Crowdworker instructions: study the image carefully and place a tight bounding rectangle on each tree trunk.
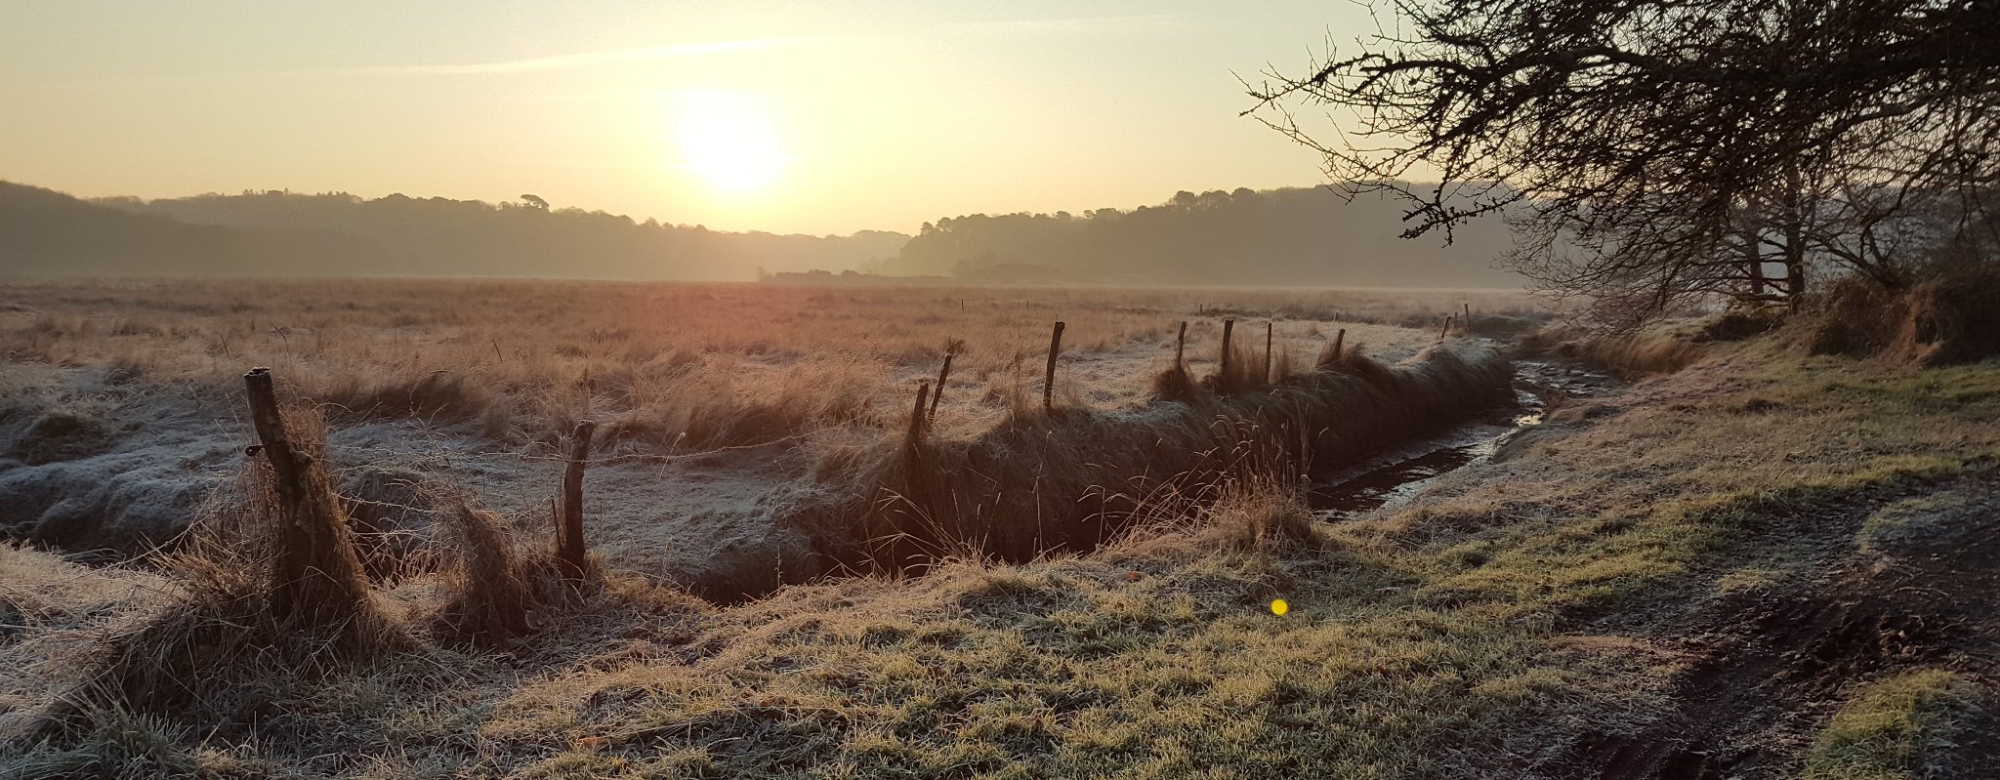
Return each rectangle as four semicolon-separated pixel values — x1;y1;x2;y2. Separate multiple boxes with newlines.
1781;164;1809;305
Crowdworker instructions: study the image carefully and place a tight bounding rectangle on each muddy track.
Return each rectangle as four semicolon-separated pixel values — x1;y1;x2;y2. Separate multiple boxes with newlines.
1555;481;2000;780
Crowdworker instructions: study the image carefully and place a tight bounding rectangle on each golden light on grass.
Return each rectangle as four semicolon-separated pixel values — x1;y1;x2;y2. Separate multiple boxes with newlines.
672;89;789;194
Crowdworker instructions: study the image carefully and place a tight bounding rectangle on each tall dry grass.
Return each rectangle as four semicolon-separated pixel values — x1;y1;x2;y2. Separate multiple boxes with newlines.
0;279;1540;457
831;344;1514;573
1791;264;2000;366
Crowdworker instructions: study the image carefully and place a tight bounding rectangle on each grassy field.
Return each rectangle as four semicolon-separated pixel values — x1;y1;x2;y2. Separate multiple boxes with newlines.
0;280;1538;449
0;280;1538;594
2;281;1995;779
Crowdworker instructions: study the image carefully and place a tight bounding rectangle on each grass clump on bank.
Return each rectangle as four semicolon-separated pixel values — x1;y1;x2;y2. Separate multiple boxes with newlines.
1801;669;1978;780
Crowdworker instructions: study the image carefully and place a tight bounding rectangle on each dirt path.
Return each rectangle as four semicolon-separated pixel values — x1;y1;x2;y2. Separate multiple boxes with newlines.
1553;461;2000;778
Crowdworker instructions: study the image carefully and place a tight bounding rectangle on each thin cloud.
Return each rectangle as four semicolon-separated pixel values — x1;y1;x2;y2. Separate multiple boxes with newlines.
322;39;794;77
942;14;1189;35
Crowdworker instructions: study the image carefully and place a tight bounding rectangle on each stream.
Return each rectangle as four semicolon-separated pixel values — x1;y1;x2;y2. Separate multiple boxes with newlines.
1307;360;1621;518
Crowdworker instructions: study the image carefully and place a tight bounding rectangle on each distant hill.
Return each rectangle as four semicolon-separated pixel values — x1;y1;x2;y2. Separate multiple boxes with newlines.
3;180;1523;287
90;189;907;281
0;180;388;276
885;186;1523;288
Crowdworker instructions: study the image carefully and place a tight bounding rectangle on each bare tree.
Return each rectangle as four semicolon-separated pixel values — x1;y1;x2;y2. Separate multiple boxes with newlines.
1250;0;2000;327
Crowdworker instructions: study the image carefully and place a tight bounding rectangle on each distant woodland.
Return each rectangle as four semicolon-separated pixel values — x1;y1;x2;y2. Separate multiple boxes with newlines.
885;186;1518;287
2;181;1522;287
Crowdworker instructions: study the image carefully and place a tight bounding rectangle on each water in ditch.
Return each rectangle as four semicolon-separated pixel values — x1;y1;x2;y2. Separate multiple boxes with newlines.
1307;360;1619;518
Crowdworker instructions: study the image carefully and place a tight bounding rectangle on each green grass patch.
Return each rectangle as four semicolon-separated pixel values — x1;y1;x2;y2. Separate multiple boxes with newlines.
1802;669;1978;780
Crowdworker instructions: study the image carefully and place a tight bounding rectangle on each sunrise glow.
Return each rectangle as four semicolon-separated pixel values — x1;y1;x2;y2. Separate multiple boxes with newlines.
672;90;789;194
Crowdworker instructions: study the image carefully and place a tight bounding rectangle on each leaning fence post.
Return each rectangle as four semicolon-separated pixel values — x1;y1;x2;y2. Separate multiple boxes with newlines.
1264;321;1274;383
1332;328;1346;362
1043;321;1065;412
1219;318;1236;387
908;381;931;446
1175;321;1188;370
243;367;369;622
559;420;595;581
1437;315;1454;343
929;353;953;422
244;368;304;507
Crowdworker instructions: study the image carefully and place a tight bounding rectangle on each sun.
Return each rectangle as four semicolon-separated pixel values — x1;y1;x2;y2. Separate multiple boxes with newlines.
672;90;788;193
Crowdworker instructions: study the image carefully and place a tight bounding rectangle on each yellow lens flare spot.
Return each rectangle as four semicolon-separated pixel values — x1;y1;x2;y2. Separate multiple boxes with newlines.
1270;599;1290;616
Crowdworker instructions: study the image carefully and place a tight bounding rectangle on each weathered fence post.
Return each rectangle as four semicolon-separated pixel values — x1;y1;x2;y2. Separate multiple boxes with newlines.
1462;303;1472;332
907;381;931;446
1175;321;1188;370
242;367;369;622
244;368;304;509
559;420;595;581
1043;321;1065;412
1219;318;1236;386
1332;328;1346;362
1264;321;1274;383
929;353;953;422
1437;315;1454;343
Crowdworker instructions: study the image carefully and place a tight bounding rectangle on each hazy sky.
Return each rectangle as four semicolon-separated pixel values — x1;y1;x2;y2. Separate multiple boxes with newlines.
3;1;1374;235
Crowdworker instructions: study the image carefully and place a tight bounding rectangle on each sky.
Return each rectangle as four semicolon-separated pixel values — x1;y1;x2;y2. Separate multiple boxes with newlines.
2;1;1378;236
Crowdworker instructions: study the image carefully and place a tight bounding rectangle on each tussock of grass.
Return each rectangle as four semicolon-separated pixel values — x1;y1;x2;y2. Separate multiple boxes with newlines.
46;405;408;729
1514;326;1704;379
308;368;494;423
4;409;113;465
1794;264;2000;366
338;466;444;582
432;503;552;644
1111;477;1325;557
1802;669;1977;780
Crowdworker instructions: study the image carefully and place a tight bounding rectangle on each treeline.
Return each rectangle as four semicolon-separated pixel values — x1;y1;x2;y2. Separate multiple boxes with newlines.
0;181;907;280
3;180;1526;287
884;186;1521;287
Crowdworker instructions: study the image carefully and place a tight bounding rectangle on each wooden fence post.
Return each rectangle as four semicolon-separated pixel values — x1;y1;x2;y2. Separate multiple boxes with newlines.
1219;318;1236;386
244;368;304;508
1332;328;1346;361
242;367;369;622
1175;321;1188;370
1437;315;1454;343
929;353;953;422
908;381;931;446
1043;321;1065;413
1462;303;1472;333
1264;321;1274;383
559;420;595;581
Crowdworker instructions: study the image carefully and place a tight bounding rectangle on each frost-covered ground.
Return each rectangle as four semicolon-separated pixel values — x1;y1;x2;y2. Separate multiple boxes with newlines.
0;280;1495;596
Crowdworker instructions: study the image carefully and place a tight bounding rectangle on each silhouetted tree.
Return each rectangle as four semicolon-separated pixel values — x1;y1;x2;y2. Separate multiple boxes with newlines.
520;194;549;210
1251;0;2000;326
